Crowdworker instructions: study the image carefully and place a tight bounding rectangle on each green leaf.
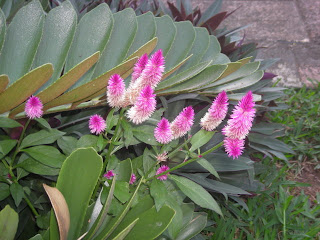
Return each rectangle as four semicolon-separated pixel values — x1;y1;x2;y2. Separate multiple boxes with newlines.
110;218;138;240
150;179;168;211
20;129;65;149
196;158;219;179
0;139;17;158
175;212;207;240
32;0;77;91
57;136;77;155
28;234;43;240
50;148;103;240
190;129;215;152
10;182;24;207
92;8;136;78
202;35;221;63
0;205;19;240
0;64;54;114
143;148;155;175
205;153;252;172
67;4;113;90
133;125;158;146
153;15;176;56
0;9;6;53
116;158;132;182
121;120;134;148
17;157;60;176
77;135;99;150
114;181;130;204
22;145;65;168
0;0;44;84
0;183;10;201
0;74;8;93
35;118;51;129
0;117;21;128
170;175;222;215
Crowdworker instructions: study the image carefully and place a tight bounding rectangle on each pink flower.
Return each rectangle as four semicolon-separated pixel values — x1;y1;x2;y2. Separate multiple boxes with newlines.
171;106;195;139
156;165;170;181
156;152;168;162
89;114;106;135
25;96;43;119
140;49;165;88
222;91;256;140
224;138;245;159
200;91;229;131
154;118;173;144
129;173;136;184
127;85;156;124
107;74;126;108
131;54;148;82
104;170;115;179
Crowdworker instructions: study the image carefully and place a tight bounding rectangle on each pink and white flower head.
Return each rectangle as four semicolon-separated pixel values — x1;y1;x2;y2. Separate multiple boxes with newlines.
104;170;115;180
156;165;170;181
131;54;148;82
171;106;195;139
139;49;165;88
156;152;168;162
200;91;229;131
107;74;126;108
154;118;173;144
222;91;256;140
127;85;156;124
25;96;43;119
129;173;136;185
89;114;106;135
224;138;245;159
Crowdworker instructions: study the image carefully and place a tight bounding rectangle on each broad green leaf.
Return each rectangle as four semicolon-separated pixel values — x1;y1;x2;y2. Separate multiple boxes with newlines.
33;0;77;90
170;175;222;215
18;157;60;176
127;12;156;57
0;205;19;240
205;153;253;172
201;35;221;63
0;74;8;93
161;54;193;80
43;184;70;240
227;93;261;102
10;183;24;207
9;52;100;117
66;3;113;89
176;27;210;73
212;53;231;64
165;196;184;239
57;136;78;156
92;8;137;78
198;0;222;24
121;120;134;148
114;181;130;203
0;139;17;158
50;148;103;240
0;0;44;84
0;64;53;114
20;129;65;149
142;148;155;175
165;21;195;71
43;57;137;111
0;9;5;53
175;212;207;240
197;158;219;179
29;234;43;240
77;135;99;150
215;62;242;80
125;37;158;62
150;179;168;211
190;129;215;152
153;15;176;56
156;61;211;91
22;146;65;168
206;178;250;195
133;125;159;146
0;183;10;201
110;219;138;240
116;158;132;182
35;118;51;130
0;117;21;128
123;205;175;240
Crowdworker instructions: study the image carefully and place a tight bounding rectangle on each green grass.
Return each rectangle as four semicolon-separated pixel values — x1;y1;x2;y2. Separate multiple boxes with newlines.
268;81;320;169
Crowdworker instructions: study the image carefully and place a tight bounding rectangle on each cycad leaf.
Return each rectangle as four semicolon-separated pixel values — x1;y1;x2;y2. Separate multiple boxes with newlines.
201;35;221;63
0;64;53;114
9;52;100;117
92;8;137;79
0;0;44;84
0;9;6;53
66;3;113;90
0;74;8;93
32;0;77;91
125;37;158;61
153;15;176;56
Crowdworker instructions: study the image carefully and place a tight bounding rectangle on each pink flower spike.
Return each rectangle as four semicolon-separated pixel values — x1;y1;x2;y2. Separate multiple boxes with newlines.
200;91;229;131
89;114;106;135
154;118;173;144
156;165;170;181
127;85;156;124
132;54;149;82
140;49;165;88
224;138;245;159
104;170;115;180
25;96;43;119
129;173;136;185
107;74;126;108
171;106;195;139
222;91;256;140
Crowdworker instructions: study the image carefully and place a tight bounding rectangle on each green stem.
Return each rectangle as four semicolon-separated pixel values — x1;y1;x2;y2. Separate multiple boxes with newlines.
146;141;223;181
24;195;40;217
167;137;192;159
12;118;30;166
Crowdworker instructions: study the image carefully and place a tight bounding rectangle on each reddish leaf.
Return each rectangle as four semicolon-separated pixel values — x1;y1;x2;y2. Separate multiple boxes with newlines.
202;12;227;32
167;1;183;21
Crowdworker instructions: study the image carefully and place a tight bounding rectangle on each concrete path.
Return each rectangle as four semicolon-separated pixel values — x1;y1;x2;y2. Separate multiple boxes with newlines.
194;0;320;87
